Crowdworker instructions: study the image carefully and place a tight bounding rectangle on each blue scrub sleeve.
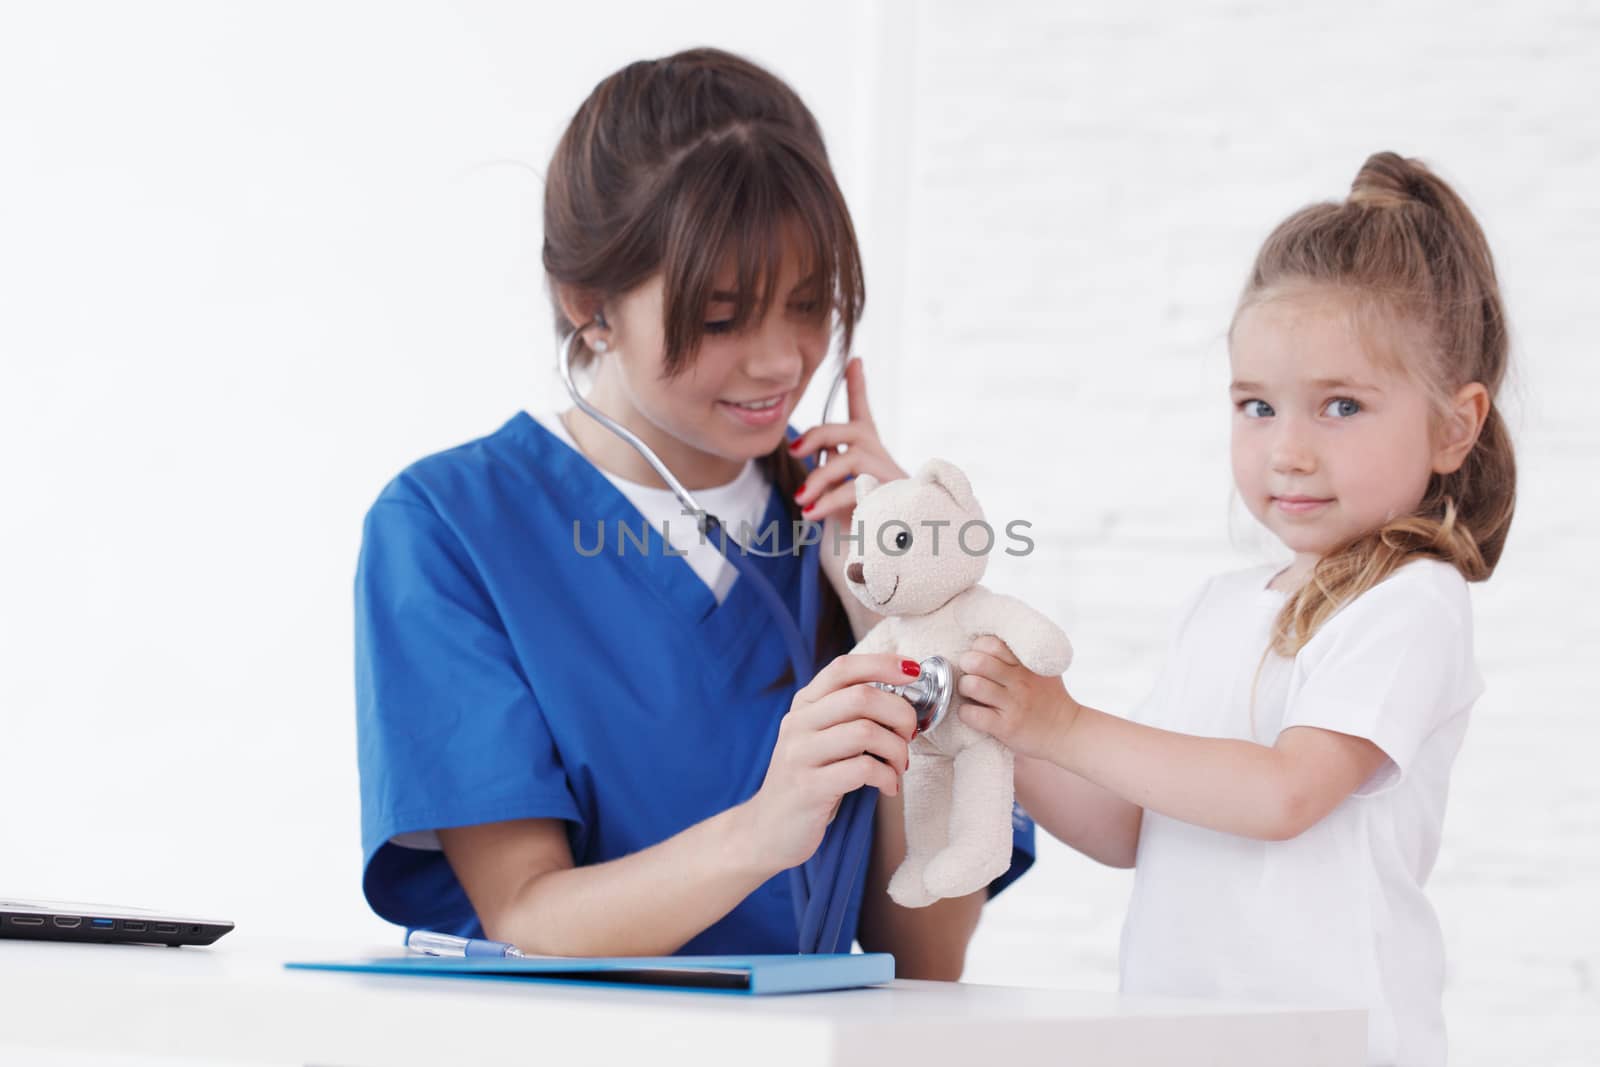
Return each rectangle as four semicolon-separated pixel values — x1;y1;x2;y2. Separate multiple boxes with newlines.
988;804;1037;899
354;492;583;929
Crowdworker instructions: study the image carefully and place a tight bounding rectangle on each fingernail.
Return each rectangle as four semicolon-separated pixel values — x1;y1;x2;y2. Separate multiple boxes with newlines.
901;659;920;677
803;502;816;513
789;435;803;451
793;487;805;500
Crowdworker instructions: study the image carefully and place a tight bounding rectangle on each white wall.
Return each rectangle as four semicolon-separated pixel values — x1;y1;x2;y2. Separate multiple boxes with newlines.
899;5;1599;1064
0;0;882;937
2;3;1595;1063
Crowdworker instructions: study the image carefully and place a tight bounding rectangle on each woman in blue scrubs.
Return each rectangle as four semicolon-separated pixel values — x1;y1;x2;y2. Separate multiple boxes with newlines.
354;48;1033;978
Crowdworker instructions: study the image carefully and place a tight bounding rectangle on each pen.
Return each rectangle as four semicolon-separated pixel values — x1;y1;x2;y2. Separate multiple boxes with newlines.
406;930;527;959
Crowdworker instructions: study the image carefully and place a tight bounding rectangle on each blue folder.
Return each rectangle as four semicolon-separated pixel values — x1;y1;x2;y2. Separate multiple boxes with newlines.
285;952;895;996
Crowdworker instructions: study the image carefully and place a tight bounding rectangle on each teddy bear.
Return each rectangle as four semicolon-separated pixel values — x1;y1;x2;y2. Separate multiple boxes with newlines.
842;459;1073;907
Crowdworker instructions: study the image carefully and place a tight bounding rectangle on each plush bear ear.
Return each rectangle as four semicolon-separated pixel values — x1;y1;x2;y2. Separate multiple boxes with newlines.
854;473;881;503
915;459;977;513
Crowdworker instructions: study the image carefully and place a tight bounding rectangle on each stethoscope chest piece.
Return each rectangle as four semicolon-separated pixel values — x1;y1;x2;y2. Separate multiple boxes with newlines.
869;655;954;737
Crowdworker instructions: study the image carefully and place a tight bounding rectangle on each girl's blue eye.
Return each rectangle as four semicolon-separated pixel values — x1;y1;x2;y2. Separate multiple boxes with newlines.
1239;399;1274;418
1323;398;1361;418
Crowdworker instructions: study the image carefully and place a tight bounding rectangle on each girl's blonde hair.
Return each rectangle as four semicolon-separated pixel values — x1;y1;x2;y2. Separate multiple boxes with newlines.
1237;151;1517;660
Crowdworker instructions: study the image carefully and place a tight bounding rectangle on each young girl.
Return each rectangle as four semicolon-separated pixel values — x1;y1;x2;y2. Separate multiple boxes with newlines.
958;152;1514;1066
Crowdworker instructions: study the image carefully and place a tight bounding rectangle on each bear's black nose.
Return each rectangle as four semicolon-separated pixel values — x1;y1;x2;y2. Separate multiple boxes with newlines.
846;562;865;584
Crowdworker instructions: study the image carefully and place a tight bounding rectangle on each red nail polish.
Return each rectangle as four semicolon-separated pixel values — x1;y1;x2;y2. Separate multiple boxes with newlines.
802;502;816;513
901;659;920;677
789;434;804;451
793;487;805;500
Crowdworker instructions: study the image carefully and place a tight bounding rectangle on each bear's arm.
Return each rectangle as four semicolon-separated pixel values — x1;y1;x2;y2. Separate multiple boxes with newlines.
954;587;1073;677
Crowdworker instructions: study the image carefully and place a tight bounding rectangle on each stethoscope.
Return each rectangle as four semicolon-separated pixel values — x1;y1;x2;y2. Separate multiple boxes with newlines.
557;322;953;954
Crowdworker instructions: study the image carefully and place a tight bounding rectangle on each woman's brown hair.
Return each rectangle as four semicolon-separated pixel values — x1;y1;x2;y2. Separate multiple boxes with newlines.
1237;151;1517;661
542;47;865;681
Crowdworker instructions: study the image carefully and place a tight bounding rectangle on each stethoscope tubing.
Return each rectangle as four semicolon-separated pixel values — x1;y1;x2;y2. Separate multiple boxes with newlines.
557;328;872;953
557;326;853;554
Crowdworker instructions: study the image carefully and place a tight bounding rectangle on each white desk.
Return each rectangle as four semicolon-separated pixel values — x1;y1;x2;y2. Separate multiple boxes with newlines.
0;937;1365;1066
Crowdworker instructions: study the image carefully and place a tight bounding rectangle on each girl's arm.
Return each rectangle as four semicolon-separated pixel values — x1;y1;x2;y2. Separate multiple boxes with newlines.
1036;709;1385;841
959;637;1388;842
1012;754;1143;868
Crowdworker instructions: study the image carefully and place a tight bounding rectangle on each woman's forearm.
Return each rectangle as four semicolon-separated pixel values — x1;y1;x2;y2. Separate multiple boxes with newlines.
492;803;776;957
1045;705;1292;841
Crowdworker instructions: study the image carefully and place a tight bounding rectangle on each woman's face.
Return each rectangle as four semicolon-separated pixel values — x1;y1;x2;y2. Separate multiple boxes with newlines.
599;240;832;468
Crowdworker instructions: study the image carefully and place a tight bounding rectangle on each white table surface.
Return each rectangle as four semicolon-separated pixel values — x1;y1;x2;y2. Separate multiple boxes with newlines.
0;936;1366;1066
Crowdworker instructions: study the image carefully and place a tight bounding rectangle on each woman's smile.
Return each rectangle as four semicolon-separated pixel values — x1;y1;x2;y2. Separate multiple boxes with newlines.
716;390;791;427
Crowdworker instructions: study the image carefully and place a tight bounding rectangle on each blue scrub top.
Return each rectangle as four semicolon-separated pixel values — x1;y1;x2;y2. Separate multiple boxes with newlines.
354;412;1035;953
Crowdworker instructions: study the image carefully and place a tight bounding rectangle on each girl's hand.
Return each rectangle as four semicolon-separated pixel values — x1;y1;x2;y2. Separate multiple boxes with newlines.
957;635;1083;763
789;357;908;522
740;654;919;874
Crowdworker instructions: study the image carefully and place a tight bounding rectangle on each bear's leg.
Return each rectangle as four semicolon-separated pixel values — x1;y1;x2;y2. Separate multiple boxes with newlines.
923;738;1015;900
886;753;953;909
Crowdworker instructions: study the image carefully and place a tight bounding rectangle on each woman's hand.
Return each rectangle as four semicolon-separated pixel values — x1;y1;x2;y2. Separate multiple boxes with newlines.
738;653;921;875
957;635;1084;763
789;357;909;522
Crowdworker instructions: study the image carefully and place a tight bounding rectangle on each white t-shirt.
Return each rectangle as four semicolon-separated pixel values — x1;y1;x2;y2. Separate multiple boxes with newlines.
532;408;775;604
1120;558;1483;1067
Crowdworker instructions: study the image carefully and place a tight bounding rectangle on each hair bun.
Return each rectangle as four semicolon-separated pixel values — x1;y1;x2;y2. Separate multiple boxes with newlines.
1348;150;1447;211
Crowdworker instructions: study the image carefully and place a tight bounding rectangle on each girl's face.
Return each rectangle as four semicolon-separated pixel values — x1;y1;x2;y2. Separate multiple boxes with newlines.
597;240;831;475
1229;287;1442;566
